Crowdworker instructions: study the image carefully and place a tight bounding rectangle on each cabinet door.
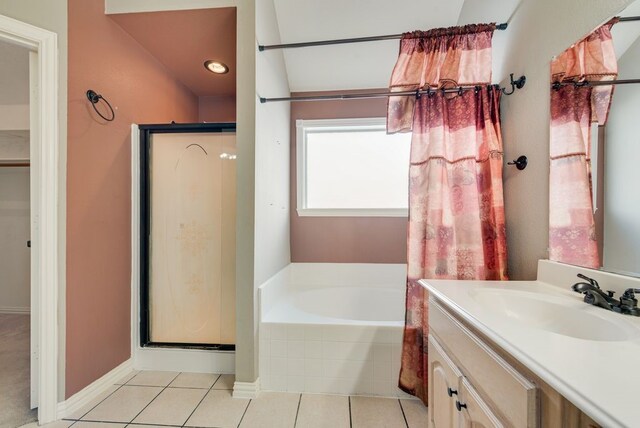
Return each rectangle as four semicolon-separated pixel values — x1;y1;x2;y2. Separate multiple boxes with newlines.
428;335;463;428
457;378;503;428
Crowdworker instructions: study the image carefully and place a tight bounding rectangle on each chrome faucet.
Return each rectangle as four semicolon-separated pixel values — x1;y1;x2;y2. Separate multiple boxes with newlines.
571;274;640;316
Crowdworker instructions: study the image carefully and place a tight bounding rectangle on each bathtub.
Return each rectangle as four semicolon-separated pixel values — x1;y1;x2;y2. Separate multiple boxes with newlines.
259;263;413;398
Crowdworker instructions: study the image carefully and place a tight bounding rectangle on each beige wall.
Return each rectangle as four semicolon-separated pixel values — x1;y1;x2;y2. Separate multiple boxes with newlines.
250;0;291;382
289;92;407;264
0;167;30;312
0;0;68;401
499;0;633;279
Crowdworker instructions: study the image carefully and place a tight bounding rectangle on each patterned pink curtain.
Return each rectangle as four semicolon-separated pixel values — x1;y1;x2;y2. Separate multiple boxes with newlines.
388;25;508;404
549;19;618;268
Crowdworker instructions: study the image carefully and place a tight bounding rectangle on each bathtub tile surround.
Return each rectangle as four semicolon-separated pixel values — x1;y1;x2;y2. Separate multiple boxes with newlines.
59;370;425;428
259;263;411;397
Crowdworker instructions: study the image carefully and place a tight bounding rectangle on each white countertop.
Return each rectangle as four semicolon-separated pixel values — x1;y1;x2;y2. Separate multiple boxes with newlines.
420;277;640;428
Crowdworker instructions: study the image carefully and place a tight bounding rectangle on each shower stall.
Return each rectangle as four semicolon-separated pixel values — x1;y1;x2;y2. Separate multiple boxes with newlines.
139;123;236;350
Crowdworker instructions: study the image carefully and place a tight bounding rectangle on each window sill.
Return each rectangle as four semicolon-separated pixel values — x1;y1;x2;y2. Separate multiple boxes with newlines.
296;208;408;217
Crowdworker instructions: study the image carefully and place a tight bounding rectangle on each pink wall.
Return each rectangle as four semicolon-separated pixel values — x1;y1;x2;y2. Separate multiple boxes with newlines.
199;95;236;122
67;0;199;397
290;91;407;263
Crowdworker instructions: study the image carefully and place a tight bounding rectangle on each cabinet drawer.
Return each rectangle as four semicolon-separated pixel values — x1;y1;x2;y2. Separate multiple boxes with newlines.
430;298;538;428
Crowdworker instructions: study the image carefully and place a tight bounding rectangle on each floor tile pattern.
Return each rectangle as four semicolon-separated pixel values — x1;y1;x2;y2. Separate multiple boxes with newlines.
59;370;427;428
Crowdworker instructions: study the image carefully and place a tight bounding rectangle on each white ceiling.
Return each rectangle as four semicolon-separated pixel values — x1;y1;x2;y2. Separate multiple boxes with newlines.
0;40;30;105
270;0;522;93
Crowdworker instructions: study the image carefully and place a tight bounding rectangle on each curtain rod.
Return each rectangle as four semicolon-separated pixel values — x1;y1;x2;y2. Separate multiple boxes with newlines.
619;16;640;22
260;74;526;103
258;22;508;51
551;78;640;90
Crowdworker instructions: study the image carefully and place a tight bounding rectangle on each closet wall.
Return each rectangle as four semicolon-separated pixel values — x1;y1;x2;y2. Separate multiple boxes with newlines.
0;132;30;313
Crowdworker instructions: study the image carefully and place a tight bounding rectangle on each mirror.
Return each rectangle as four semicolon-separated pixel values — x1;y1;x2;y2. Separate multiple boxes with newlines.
549;1;640;278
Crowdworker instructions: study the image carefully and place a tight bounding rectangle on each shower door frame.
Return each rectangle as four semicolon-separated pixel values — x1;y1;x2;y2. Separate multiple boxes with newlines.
139;122;236;351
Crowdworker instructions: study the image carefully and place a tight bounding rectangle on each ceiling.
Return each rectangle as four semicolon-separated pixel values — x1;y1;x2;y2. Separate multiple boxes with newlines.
111;7;236;97
270;0;522;93
0;40;30;105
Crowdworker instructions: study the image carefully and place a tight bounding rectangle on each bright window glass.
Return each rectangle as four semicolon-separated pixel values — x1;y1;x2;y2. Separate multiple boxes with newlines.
297;118;411;216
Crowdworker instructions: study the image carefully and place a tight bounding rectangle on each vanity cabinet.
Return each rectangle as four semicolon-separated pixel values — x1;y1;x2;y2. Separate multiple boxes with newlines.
428;297;600;428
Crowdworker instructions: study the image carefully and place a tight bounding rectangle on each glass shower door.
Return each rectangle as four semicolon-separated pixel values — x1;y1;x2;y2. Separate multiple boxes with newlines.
145;130;236;347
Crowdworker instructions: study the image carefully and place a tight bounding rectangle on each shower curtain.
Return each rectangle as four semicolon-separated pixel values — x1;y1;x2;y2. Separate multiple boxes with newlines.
387;24;508;404
549;19;618;269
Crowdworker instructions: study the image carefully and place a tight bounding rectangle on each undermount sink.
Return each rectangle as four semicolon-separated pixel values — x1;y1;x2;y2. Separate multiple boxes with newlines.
469;288;636;342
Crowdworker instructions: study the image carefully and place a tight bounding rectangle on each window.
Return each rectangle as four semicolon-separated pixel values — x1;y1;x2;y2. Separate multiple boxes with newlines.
296;117;411;217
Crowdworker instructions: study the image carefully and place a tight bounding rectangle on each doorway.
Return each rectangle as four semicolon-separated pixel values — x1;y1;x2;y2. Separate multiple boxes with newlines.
0;13;61;424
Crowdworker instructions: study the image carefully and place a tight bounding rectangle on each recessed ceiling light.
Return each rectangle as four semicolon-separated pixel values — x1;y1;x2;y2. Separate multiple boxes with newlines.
204;60;229;74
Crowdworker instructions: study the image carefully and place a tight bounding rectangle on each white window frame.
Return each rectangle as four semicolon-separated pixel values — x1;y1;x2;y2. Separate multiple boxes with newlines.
296;117;409;217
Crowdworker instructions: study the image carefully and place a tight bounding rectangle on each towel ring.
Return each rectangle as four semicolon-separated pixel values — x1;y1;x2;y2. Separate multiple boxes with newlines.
86;89;115;122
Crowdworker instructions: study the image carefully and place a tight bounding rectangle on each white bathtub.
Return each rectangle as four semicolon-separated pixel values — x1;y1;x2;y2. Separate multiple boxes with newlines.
259;263;412;398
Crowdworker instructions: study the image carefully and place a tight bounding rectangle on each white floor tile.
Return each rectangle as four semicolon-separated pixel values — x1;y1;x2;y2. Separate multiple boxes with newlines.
126;370;179;387
401;399;428;428
239;392;299;428
72;422;126;428
81;385;162;423
114;370;138;385
132;387;207;426
350;396;407;428
169;372;220;389
185;389;250;428
295;394;350;428
212;373;235;390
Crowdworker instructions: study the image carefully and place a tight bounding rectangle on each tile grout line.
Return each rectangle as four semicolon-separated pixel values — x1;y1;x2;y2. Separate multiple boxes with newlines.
126;371;183;425
348;396;353;428
398;399;409;428
180;374;221;427
236;398;253;428
293;393;302;427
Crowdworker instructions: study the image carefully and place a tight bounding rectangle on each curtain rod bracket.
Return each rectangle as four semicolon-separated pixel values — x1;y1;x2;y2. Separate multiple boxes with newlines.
496;22;508;30
507;155;528;170
501;74;526;95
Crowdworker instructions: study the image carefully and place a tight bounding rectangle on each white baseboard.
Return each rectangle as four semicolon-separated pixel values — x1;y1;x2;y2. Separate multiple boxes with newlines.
57;359;133;419
0;306;30;314
233;378;260;399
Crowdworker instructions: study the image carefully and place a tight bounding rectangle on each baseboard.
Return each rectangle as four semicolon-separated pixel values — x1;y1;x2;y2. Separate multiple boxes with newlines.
233;378;260;399
57;359;133;419
0;306;30;314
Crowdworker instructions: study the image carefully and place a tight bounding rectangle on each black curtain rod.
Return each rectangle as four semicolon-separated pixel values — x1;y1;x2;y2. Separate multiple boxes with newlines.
260;74;526;103
619;15;640;22
552;78;640;90
258;22;508;51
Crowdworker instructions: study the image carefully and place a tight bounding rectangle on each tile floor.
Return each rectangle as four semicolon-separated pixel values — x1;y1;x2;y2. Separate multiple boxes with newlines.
54;370;427;428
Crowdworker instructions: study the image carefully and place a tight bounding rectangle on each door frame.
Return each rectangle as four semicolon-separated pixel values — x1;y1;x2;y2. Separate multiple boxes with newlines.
0;13;60;424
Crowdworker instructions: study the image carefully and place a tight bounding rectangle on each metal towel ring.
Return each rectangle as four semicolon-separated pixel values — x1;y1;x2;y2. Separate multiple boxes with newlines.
86;89;115;122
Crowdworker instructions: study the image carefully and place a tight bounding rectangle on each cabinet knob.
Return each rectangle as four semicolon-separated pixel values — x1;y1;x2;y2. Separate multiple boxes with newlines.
447;387;458;397
455;400;467;411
